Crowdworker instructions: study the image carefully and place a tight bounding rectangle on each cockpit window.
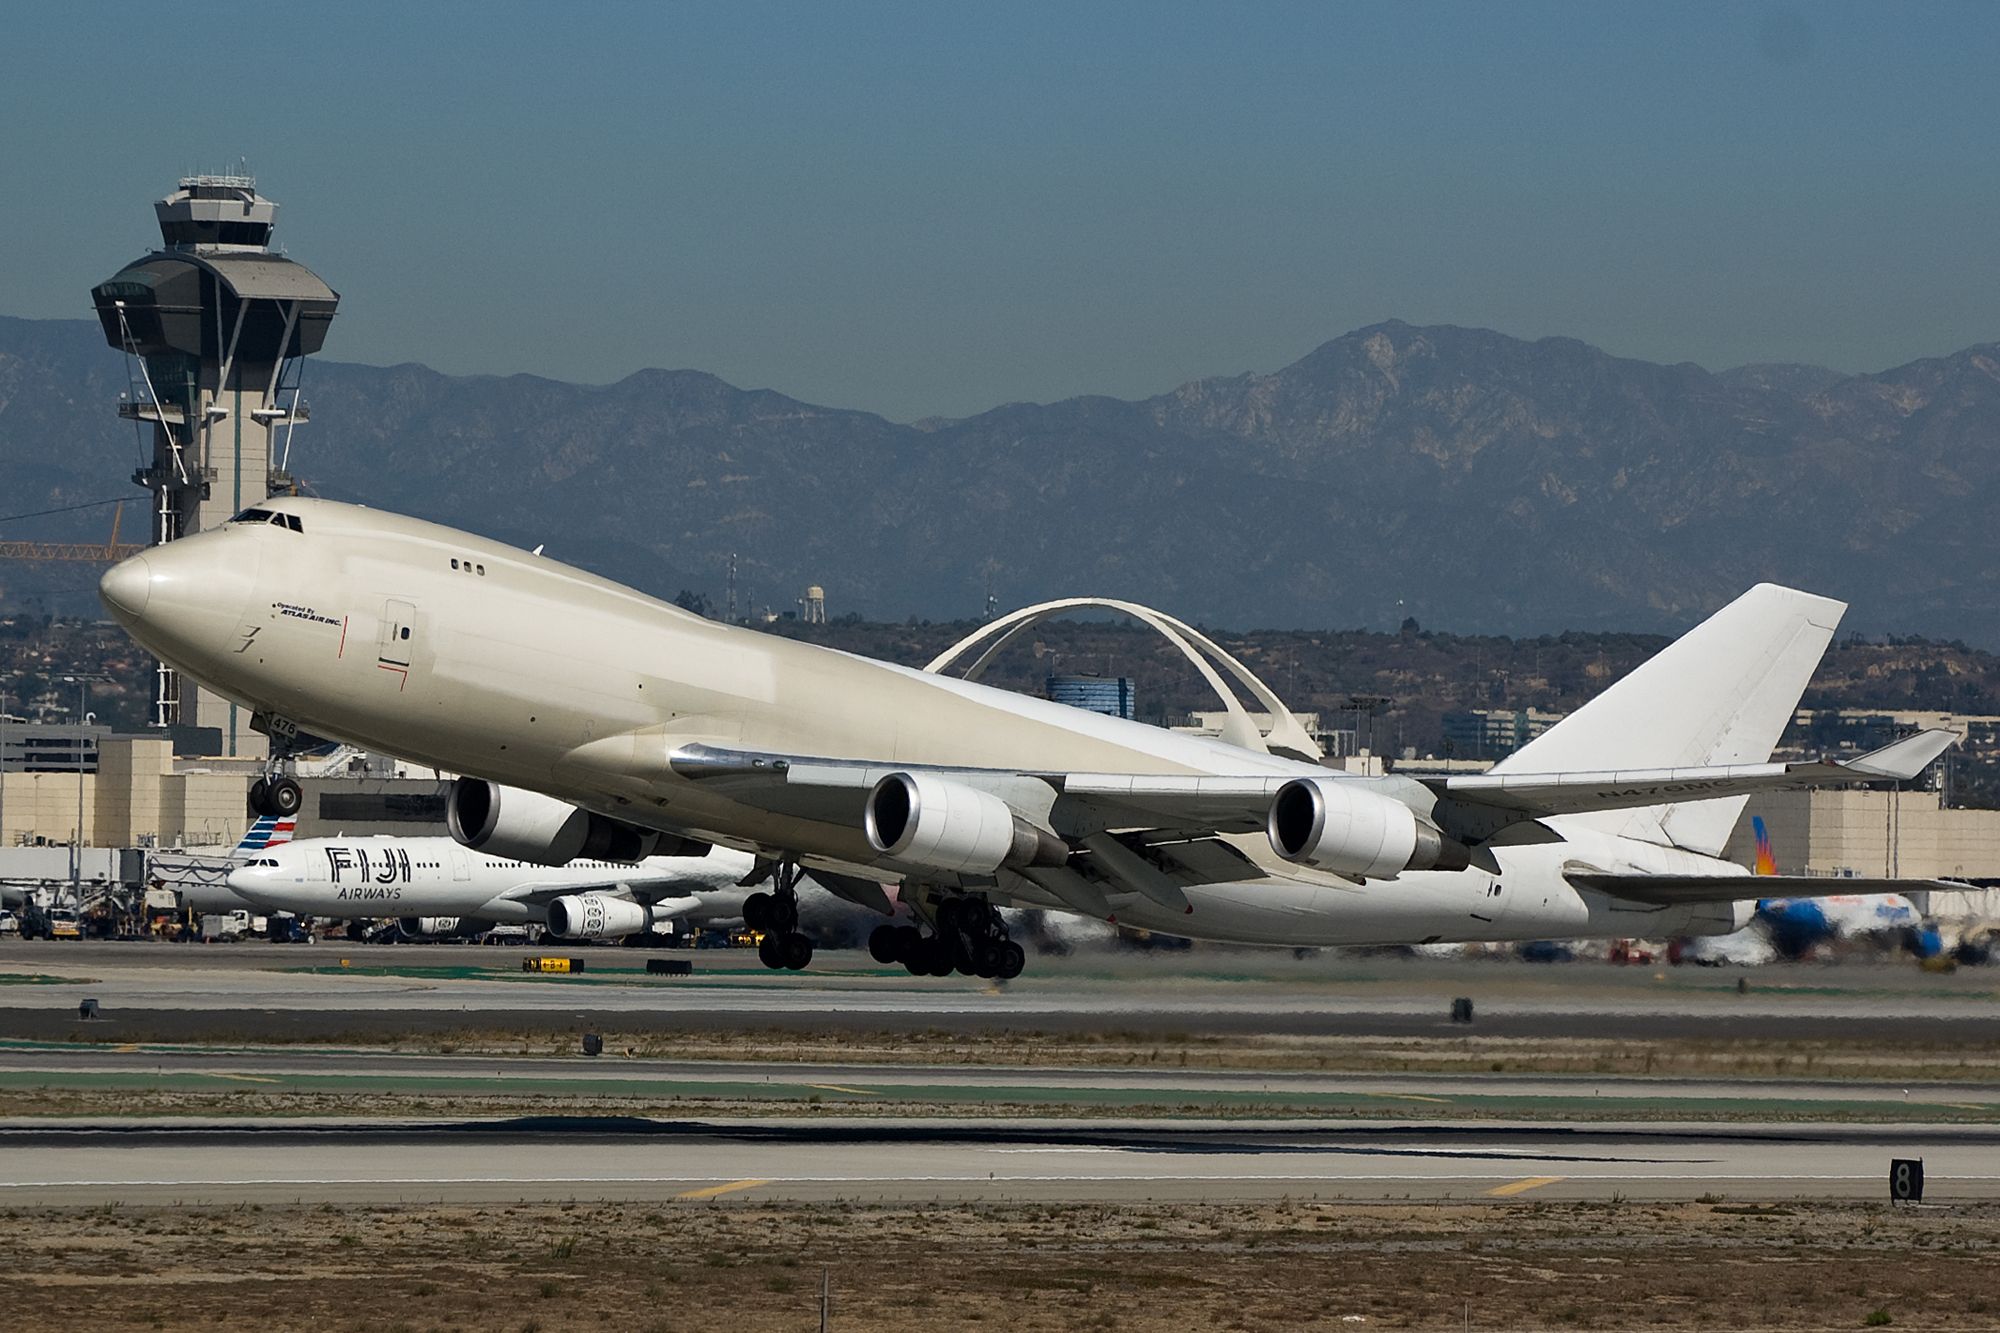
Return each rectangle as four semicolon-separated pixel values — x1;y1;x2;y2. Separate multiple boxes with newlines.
227;508;303;532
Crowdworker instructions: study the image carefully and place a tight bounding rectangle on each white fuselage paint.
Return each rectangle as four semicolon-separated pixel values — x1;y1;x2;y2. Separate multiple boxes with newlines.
106;499;1751;949
225;835;753;925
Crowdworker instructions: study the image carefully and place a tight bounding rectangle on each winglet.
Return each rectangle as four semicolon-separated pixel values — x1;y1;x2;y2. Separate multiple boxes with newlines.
1836;728;1960;780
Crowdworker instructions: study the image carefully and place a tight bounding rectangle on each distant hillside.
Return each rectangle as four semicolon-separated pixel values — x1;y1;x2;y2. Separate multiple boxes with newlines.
4;314;1999;644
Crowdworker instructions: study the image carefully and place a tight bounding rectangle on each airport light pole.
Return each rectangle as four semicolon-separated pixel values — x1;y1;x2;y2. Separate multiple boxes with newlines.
62;676;100;912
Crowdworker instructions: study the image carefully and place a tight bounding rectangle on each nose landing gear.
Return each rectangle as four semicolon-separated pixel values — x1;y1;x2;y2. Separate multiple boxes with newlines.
744;860;815;971
871;897;1024;980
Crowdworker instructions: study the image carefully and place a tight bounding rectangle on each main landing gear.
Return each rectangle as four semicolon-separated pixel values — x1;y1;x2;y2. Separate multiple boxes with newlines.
870;897;1025;981
744;861;815;971
248;776;303;818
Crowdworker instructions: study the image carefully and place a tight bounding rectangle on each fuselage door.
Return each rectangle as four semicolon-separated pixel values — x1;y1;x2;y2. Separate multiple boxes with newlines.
449;847;471;882
1470;873;1512;929
378;599;417;669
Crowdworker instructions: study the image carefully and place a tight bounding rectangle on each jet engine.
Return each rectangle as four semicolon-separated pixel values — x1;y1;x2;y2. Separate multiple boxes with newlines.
545;893;656;940
864;772;1067;875
1266;777;1469;879
399;916;462;937
448;779;665;866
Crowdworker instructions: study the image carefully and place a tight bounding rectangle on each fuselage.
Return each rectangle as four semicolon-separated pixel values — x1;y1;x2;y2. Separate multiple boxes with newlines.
226;834;753;924
103;498;1751;948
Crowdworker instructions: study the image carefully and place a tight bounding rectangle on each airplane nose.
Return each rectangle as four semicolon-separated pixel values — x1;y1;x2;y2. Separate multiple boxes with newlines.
99;554;153;621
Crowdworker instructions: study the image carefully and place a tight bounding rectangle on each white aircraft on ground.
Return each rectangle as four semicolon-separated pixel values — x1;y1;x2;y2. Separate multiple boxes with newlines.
224;834;798;947
99;497;1961;980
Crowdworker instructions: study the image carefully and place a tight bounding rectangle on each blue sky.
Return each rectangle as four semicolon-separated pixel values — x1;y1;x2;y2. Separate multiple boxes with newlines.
3;2;1996;419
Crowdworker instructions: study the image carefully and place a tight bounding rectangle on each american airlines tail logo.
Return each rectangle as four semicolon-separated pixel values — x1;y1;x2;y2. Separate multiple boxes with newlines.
234;816;298;853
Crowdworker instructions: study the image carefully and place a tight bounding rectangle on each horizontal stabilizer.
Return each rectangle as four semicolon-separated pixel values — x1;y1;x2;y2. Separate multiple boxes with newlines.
1837;728;1960;780
1430;729;1961;831
1571;872;1961;907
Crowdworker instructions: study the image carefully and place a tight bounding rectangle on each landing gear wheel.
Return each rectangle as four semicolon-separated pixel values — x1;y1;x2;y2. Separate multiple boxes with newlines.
920;895;1027;981
869;925;898;964
995;941;1026;981
924;939;955;977
972;942;1005;979
753;860;816;972
267;778;303;817
757;934;785;969
248;778;271;817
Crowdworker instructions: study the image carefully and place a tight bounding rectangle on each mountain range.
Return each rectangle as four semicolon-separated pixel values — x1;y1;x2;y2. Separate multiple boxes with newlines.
3;314;1997;643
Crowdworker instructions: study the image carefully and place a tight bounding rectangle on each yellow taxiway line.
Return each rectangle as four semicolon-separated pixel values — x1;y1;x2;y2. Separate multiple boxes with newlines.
677;1178;771;1201
1485;1175;1565;1197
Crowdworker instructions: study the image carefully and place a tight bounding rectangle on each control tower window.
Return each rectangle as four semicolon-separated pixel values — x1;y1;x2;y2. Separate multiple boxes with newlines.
159;220;274;247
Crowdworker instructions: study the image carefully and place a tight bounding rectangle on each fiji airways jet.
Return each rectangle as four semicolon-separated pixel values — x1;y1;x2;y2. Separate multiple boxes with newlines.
226;835;764;945
100;496;1961;980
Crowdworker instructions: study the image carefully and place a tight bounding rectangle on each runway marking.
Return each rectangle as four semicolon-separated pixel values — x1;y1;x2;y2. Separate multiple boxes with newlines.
1368;1093;1452;1104
1485;1175;1566;1197
676;1178;770;1200
805;1084;879;1096
202;1073;281;1085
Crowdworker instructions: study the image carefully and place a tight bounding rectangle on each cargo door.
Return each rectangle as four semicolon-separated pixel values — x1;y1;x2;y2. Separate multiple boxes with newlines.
377;599;416;668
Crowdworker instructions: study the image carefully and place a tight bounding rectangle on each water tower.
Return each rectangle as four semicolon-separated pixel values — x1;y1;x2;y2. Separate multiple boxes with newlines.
90;174;340;756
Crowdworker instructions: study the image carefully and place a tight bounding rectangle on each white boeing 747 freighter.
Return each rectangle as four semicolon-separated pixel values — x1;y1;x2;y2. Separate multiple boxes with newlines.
100;497;1958;979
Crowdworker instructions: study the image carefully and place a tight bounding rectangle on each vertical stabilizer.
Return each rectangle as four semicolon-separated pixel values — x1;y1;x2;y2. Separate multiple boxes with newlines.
233;815;297;854
1493;584;1844;855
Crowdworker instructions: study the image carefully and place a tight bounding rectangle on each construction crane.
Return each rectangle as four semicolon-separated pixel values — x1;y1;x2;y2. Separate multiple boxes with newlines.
0;503;147;564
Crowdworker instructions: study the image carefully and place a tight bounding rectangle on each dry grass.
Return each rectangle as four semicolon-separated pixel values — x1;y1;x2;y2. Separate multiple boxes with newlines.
2;1197;1995;1331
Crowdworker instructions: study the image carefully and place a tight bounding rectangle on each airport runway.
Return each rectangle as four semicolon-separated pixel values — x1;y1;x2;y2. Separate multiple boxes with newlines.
3;1042;1996;1121
0;1115;1987;1206
2;941;1996;1042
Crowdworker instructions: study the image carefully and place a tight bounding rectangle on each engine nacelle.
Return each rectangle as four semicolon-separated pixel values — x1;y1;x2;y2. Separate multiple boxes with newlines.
545;893;657;940
864;772;1067;875
1266;777;1468;879
399;916;462;937
448;779;662;866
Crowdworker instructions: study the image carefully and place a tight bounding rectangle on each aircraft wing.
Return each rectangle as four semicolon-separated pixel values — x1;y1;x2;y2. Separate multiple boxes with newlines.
669;744;1288;837
1570;872;1962;908
670;734;1956;857
497;877;706;907
1426;730;1958;825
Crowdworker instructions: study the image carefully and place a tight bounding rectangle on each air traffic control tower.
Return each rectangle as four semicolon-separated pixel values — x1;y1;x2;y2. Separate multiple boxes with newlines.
90;175;339;757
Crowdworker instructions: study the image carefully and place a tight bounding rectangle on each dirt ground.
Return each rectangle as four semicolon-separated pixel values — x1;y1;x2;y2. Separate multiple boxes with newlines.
44;1023;2000;1083
373;1028;2000;1083
2;1197;1994;1332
